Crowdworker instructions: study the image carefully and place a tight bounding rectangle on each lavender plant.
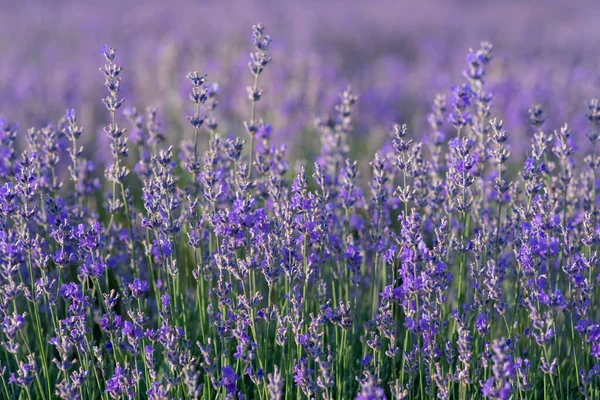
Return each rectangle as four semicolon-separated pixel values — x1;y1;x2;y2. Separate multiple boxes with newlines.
1;23;600;400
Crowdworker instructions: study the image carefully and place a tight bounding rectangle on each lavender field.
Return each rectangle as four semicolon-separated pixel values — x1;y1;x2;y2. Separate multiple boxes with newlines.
2;1;600;399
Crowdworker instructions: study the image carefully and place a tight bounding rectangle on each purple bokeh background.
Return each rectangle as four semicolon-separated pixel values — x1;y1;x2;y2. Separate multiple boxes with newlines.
1;0;599;162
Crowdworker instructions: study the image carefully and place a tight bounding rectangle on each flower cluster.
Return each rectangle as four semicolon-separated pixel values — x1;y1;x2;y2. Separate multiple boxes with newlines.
0;24;599;400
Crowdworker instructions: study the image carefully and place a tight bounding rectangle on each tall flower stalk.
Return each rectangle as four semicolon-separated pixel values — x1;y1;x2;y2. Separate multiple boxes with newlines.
100;46;136;274
245;24;272;180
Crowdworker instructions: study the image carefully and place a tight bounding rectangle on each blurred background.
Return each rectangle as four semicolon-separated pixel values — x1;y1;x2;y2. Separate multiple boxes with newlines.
1;0;599;164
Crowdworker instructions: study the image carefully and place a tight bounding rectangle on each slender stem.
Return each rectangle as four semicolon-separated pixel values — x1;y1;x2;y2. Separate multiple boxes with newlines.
247;72;259;180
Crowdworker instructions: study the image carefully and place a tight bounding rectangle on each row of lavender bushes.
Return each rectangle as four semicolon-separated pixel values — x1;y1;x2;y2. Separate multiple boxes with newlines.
1;22;600;400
